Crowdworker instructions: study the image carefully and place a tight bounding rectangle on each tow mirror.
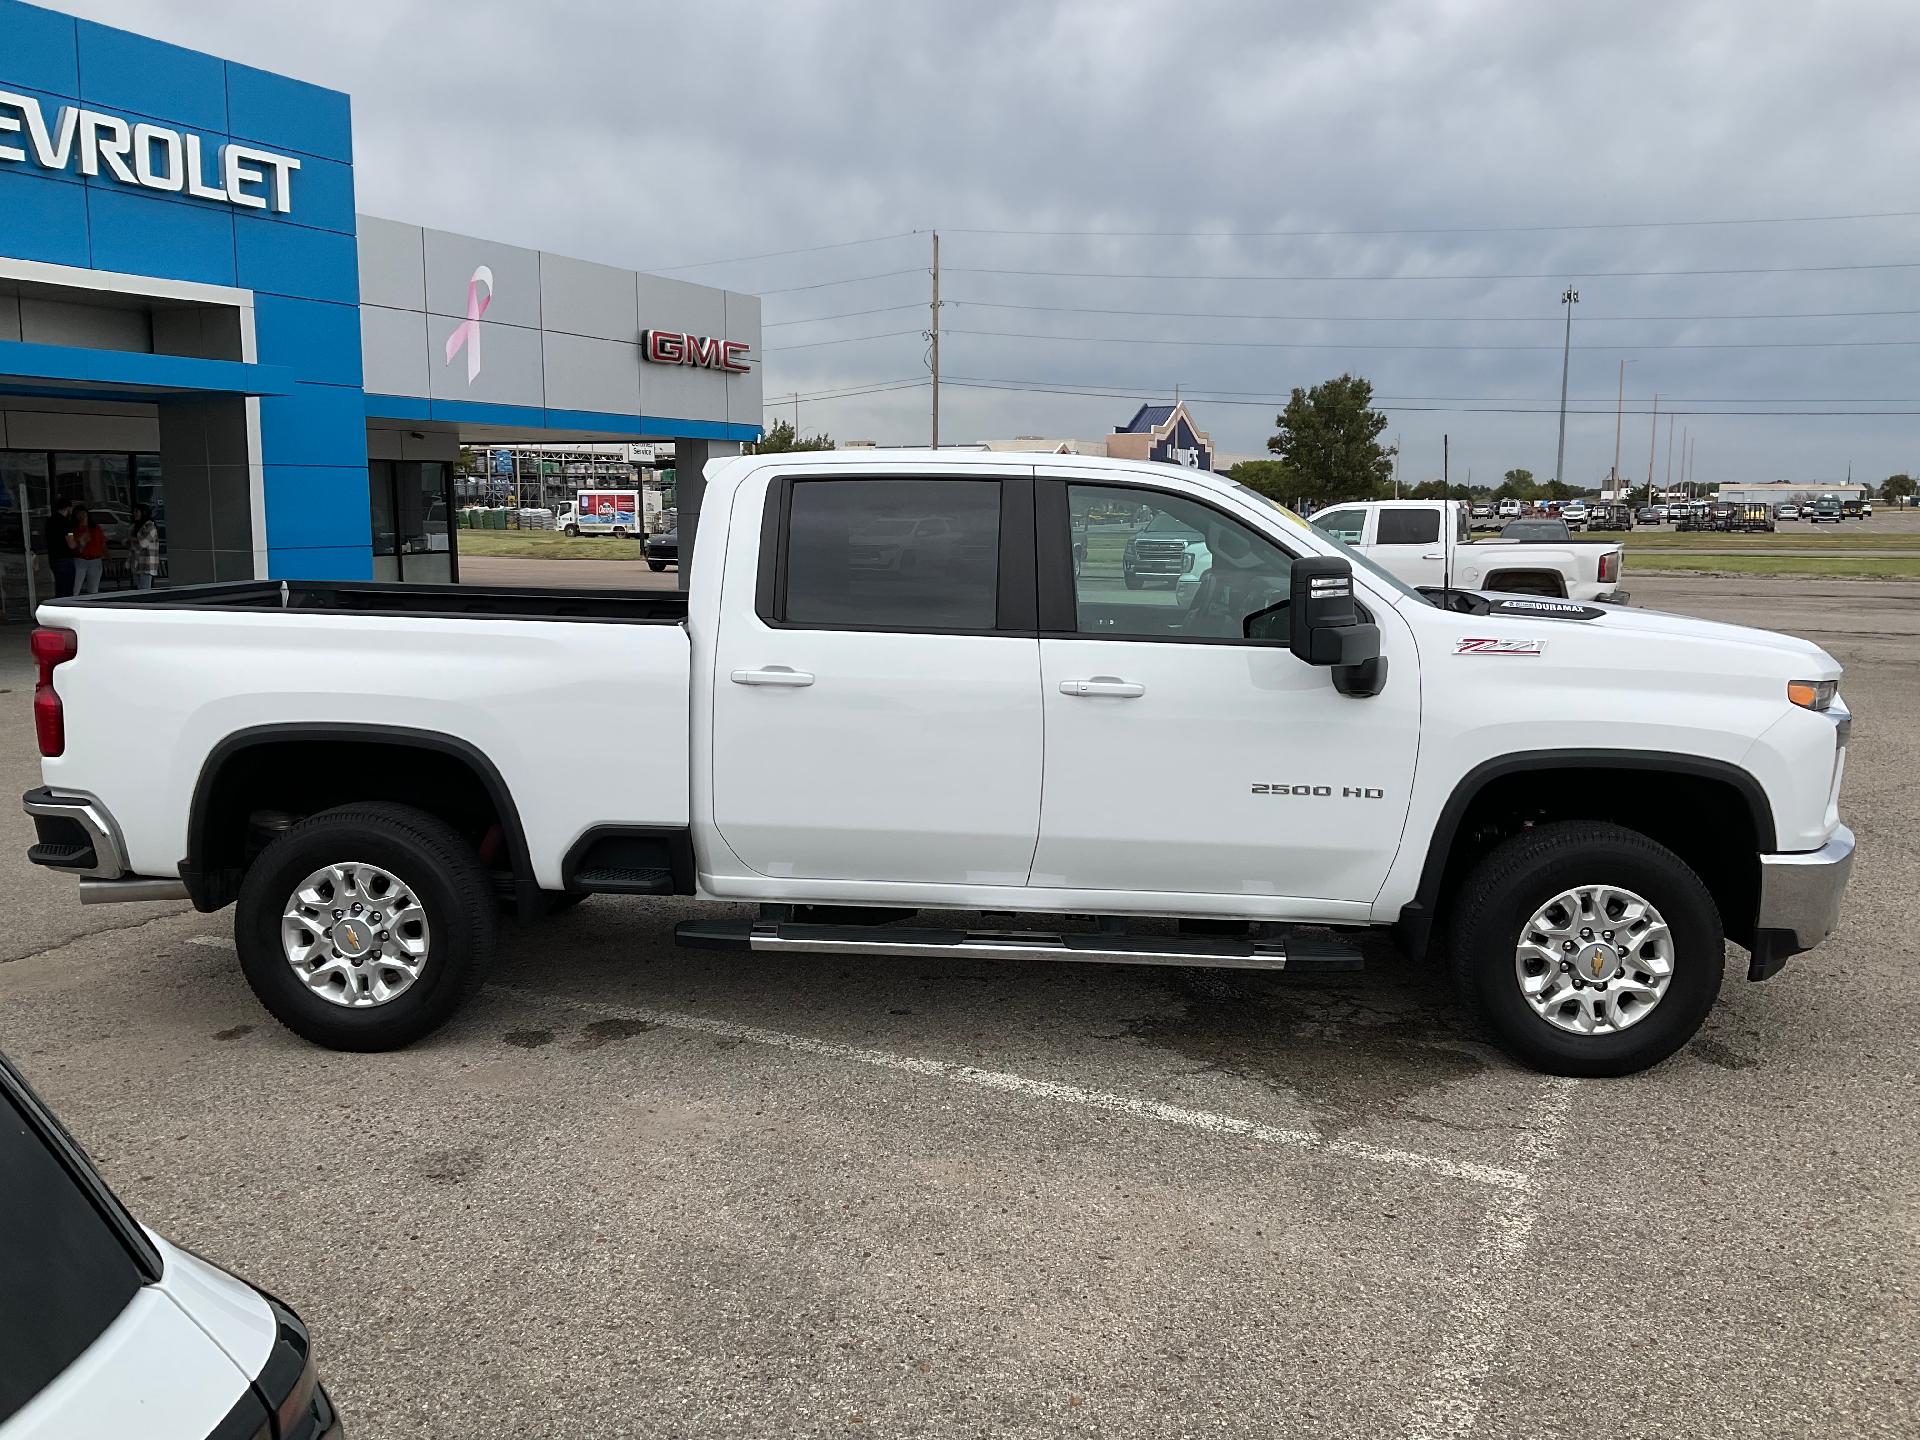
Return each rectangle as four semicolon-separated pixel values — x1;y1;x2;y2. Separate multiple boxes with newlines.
1282;556;1387;697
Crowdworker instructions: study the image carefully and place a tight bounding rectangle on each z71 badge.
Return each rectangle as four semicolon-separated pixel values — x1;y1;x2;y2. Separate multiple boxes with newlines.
1455;637;1546;656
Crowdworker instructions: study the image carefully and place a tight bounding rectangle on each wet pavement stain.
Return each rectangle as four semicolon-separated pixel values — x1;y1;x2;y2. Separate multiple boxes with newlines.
212;1024;253;1041
569;1016;660;1051
1691;1036;1758;1070
419;1147;482;1183
1122;963;1488;1140
502;1027;554;1049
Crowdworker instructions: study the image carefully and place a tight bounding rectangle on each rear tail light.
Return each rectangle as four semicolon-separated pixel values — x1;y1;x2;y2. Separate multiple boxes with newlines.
31;627;77;758
1598;550;1619;584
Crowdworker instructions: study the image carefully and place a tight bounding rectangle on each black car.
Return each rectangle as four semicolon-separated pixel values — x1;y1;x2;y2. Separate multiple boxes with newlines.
1587;503;1635;532
645;529;678;572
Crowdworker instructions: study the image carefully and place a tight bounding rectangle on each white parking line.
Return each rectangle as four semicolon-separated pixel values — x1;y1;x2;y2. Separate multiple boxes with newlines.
489;983;1530;1191
1403;1075;1577;1440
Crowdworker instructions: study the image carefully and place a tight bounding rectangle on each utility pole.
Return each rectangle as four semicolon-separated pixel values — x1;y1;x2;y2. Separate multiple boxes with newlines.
1392;431;1401;497
791;393;800;433
1443;432;1450;492
1645;393;1659;503
1554;286;1579;487
1665;413;1675;495
929;231;942;448
1611;357;1635;493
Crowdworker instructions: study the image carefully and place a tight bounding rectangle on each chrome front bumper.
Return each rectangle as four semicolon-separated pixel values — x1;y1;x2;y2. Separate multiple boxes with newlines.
1753;824;1855;973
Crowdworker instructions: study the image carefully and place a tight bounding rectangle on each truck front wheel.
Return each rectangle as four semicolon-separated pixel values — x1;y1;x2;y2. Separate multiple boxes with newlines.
1447;821;1723;1077
233;803;497;1051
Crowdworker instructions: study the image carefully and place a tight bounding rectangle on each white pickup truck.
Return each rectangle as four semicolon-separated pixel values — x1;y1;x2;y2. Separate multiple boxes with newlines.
1310;499;1628;602
24;451;1853;1076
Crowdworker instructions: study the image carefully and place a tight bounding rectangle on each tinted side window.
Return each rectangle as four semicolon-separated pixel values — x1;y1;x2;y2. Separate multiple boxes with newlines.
1067;483;1292;641
1376;508;1441;545
0;1090;144;1423
1311;508;1366;544
783;479;1000;630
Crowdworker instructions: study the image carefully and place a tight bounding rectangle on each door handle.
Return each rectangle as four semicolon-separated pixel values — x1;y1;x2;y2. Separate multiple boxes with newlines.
731;666;815;688
1421;550;1444;560
1060;677;1146;699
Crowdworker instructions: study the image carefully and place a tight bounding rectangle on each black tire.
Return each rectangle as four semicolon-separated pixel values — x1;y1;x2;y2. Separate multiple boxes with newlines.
1447;821;1723;1077
234;802;497;1052
1124;570;1145;590
564;524;579;537
612;526;627;539
647;560;667;572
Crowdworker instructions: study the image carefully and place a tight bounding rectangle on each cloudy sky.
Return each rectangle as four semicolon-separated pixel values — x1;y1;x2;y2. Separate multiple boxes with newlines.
69;0;1920;488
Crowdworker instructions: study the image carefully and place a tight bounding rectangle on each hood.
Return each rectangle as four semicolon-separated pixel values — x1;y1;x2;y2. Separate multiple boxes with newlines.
1468;593;1840;674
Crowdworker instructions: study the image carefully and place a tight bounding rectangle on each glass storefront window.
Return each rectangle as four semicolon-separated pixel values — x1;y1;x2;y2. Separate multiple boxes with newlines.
0;450;163;615
369;459;456;583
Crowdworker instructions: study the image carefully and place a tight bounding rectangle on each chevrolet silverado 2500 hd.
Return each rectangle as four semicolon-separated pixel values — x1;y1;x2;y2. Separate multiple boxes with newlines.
1310;499;1628;602
23;451;1853;1076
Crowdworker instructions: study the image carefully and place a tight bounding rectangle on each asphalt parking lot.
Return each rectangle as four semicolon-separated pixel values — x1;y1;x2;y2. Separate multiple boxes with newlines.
0;574;1914;1439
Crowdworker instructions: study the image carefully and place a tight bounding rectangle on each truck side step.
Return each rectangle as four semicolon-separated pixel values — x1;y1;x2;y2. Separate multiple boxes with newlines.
674;920;1363;973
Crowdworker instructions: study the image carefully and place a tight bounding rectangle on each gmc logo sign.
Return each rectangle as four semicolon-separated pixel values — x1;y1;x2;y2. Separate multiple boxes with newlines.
643;330;751;373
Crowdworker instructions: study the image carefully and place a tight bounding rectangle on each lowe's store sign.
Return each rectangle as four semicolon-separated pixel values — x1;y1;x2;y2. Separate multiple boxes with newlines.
0;90;300;211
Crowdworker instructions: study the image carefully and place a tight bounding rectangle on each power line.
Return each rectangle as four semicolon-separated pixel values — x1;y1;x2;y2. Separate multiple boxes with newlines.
936;373;1920;404
764;302;927;329
755;268;925;296
760;377;929;406
938;377;1920;417
646;231;918;274
940;209;1920;239
944;326;1920;352
941;298;1920;325
763;329;924;353
948;260;1920;283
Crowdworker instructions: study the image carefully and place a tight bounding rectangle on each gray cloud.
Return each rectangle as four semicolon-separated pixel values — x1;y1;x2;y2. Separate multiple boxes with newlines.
68;0;1920;486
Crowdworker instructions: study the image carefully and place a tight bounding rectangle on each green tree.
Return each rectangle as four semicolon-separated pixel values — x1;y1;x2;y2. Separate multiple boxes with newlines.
1880;473;1914;504
1265;374;1395;508
1502;468;1535;492
748;419;834;454
1225;459;1292;503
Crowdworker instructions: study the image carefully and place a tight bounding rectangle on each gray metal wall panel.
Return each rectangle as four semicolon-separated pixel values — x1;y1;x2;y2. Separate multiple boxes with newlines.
724;289;764;427
426;319;544;407
423;229;541;330
541;253;640;344
636;273;729;423
359;305;432;398
542;331;643;418
355;216;427;312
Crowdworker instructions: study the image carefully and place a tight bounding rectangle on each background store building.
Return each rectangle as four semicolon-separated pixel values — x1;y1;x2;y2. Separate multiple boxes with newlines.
0;0;759;611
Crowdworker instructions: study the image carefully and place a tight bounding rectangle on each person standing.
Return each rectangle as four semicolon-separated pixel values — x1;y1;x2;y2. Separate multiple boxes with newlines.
72;506;107;595
129;504;161;590
43;498;76;598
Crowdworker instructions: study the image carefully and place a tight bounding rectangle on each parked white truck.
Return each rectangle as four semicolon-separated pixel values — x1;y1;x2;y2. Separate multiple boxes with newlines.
1310;499;1628;602
23;451;1852;1076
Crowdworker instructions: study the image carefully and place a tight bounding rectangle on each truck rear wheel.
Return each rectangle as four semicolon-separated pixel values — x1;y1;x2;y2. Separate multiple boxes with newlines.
233;803;496;1051
1447;821;1722;1077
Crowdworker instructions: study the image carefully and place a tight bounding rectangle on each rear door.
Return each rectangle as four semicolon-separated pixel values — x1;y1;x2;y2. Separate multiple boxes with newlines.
1368;505;1450;588
709;464;1043;886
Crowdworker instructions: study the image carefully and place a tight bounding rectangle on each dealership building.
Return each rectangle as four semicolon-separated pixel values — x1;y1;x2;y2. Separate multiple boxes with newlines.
0;0;760;611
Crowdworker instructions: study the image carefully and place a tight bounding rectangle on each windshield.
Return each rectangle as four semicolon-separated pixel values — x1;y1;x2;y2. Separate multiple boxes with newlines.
1230;484;1431;607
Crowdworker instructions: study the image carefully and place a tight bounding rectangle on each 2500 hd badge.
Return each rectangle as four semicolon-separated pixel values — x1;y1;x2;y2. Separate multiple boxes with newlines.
1251;784;1387;798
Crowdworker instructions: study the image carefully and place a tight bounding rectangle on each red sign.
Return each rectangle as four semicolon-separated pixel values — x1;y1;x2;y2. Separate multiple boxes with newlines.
643;330;751;373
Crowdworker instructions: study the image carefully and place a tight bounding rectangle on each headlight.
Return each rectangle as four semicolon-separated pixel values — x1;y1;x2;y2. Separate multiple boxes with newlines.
1788;679;1838;711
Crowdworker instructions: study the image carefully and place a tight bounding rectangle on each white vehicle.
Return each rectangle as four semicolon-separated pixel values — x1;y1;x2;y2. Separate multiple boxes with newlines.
0;1049;340;1439
1777;504;1801;522
1560;499;1590;530
1309;499;1628;602
1496;498;1523;519
24;451;1853;1076
556;488;641;537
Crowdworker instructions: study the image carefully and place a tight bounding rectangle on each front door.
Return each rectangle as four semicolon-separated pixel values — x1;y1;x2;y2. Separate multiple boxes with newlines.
710;467;1043;886
1031;477;1420;906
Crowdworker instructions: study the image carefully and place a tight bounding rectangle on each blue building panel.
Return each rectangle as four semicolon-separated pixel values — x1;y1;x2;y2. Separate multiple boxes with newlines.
261;464;374;550
0;80;88;186
0;0;78;98
236;218;358;304
258;383;370;468
74;16;227;133
266;544;374;582
255;151;356;236
225;60;353;164
0;164;90;266
84;183;238;286
252;294;363;388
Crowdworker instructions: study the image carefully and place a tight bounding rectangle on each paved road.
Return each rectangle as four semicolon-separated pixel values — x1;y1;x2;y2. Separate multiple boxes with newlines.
0;576;1913;1438
460;553;678;590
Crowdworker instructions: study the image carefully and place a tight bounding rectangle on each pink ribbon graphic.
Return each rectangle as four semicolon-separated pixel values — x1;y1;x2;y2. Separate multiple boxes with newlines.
444;265;494;383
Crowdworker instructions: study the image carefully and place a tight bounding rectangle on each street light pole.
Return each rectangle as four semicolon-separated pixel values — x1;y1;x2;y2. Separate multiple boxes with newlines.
1553;286;1579;488
1645;392;1659;503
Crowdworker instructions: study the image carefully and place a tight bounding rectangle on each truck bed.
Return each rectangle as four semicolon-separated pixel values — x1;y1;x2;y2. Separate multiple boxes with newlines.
47;580;689;625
